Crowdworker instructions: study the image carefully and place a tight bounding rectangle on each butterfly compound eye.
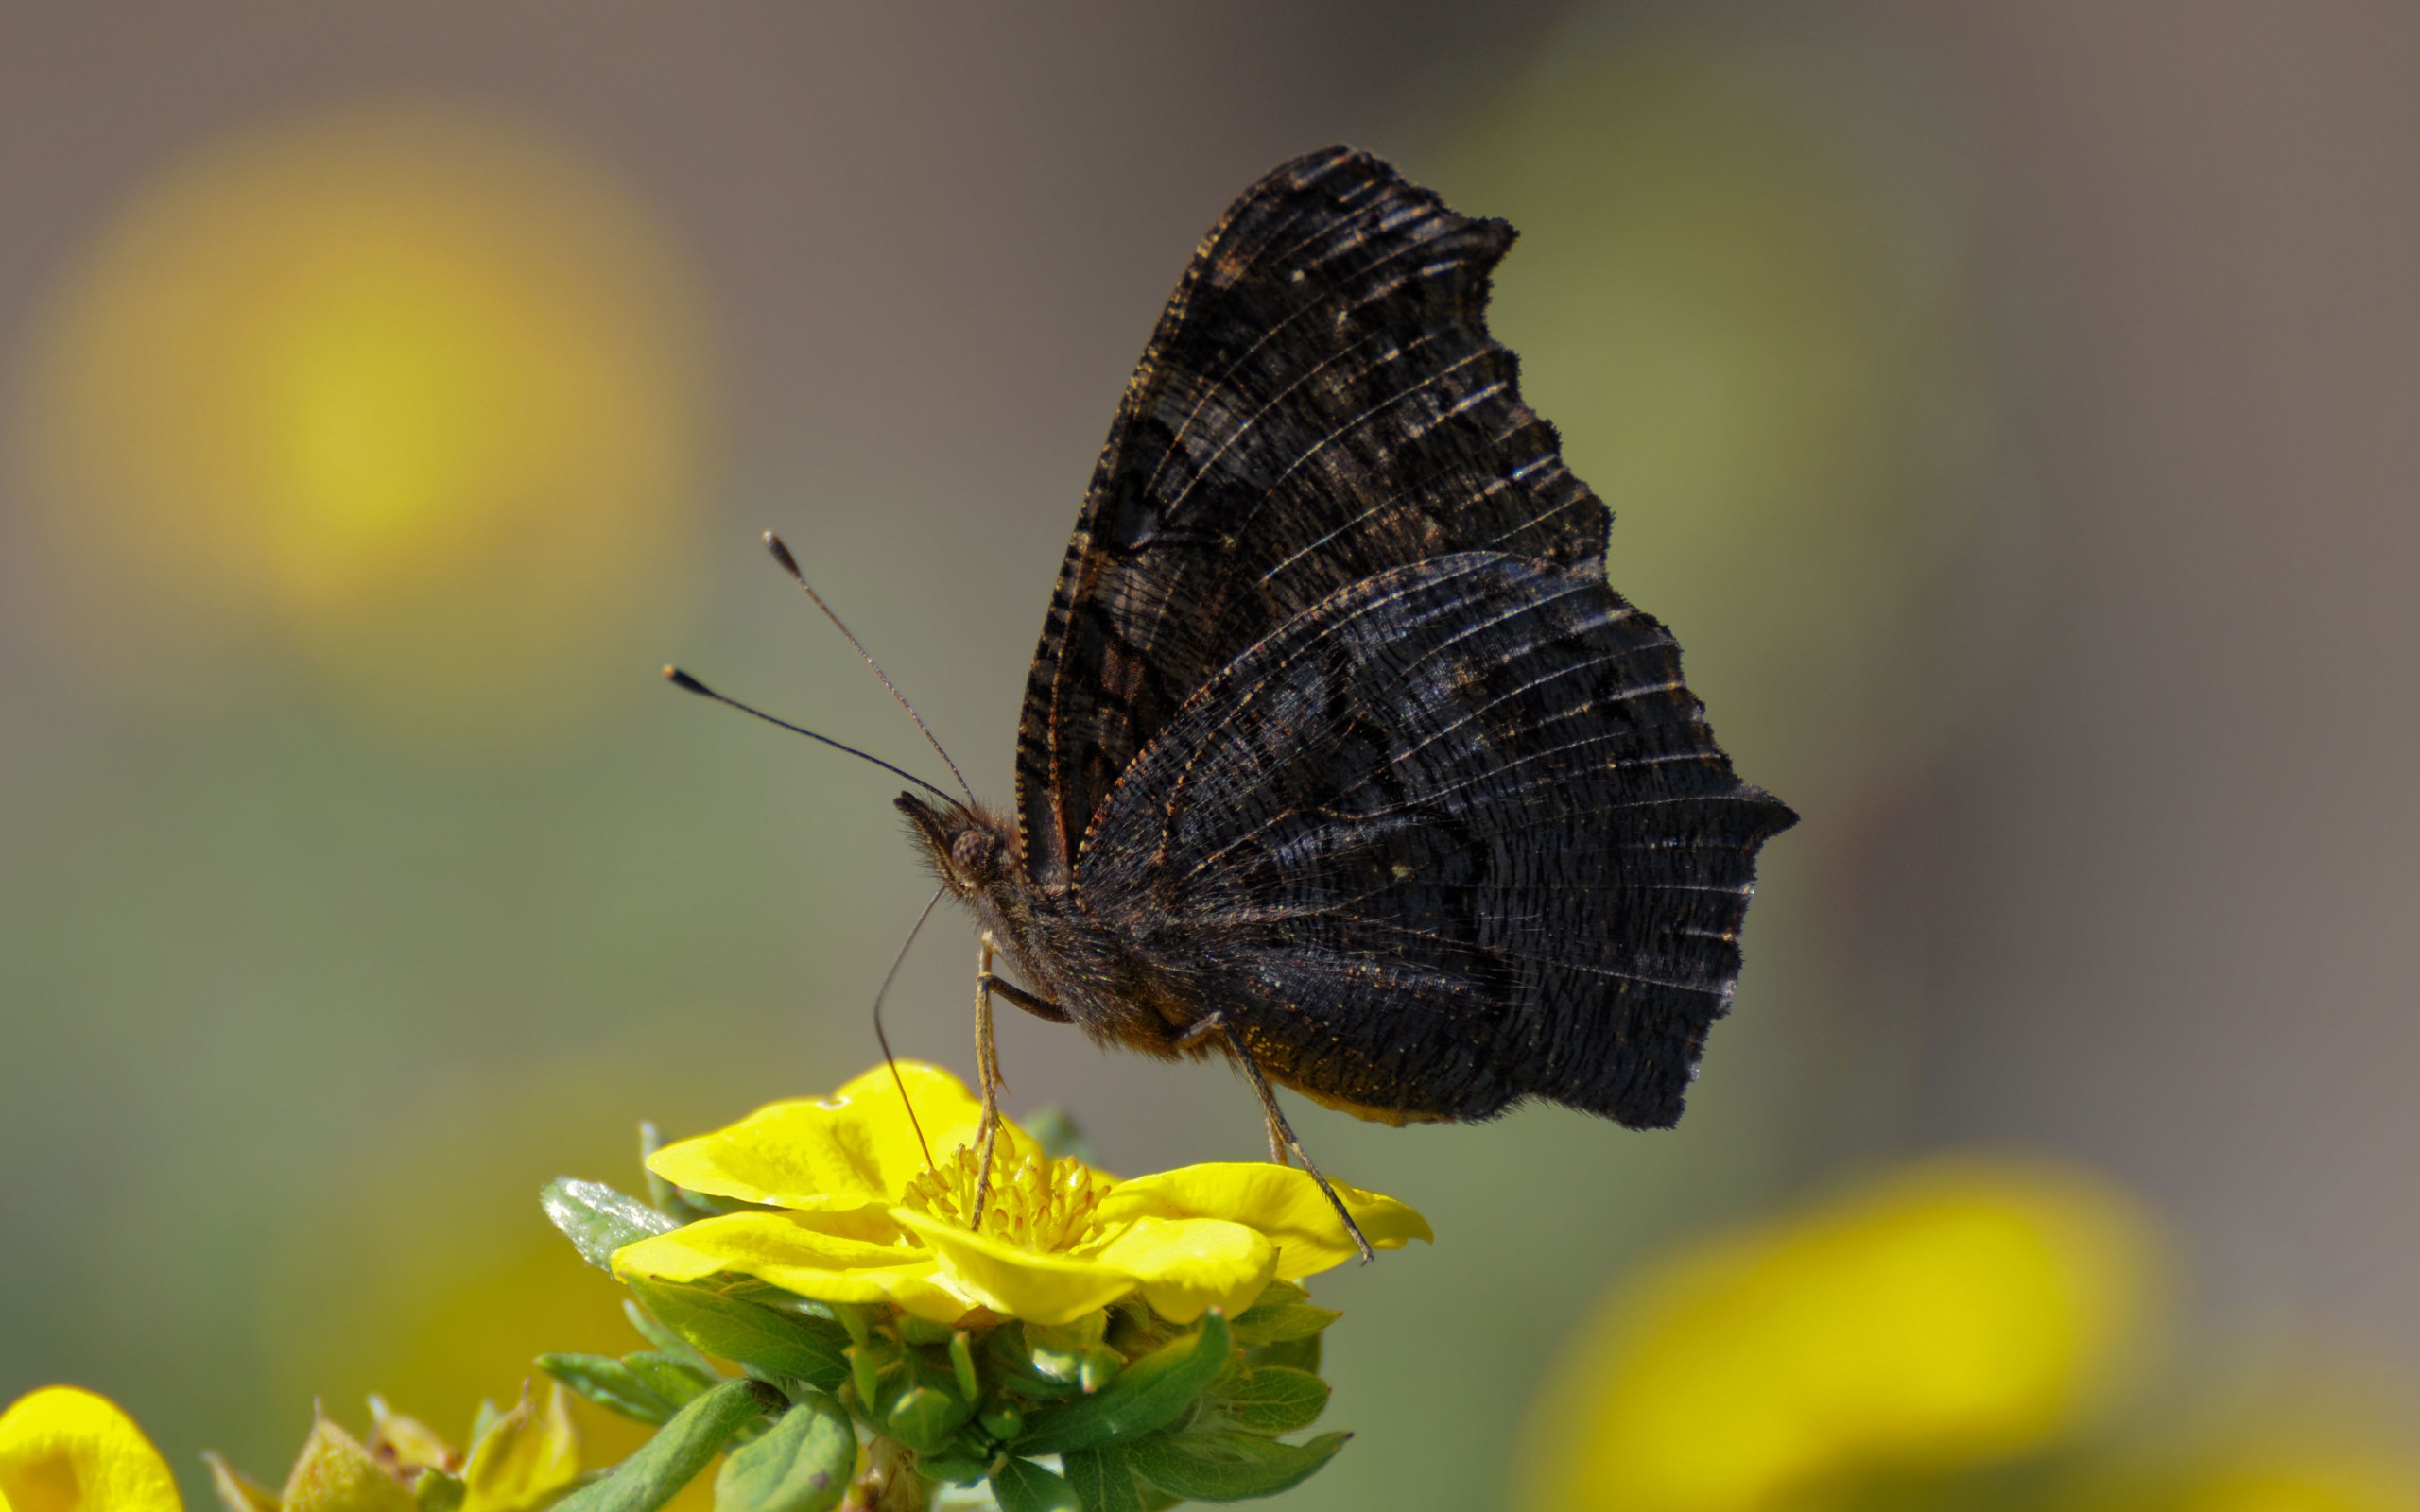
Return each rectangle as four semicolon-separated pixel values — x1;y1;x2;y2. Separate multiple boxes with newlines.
950;829;999;882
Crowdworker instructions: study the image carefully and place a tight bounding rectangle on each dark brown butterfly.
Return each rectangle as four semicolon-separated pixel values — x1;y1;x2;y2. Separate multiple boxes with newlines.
681;146;1795;1249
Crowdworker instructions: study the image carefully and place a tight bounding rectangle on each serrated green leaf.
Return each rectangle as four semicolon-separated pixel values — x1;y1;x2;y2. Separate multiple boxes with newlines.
1058;1447;1146;1512
1208;1366;1328;1435
1226;1303;1339;1347
987;1457;1080;1512
710;1393;853;1512
551;1379;777;1512
1128;1430;1347;1503
625;1279;850;1392
1011;1311;1231;1458
542;1179;678;1270
538;1356;674;1425
623;1353;714;1410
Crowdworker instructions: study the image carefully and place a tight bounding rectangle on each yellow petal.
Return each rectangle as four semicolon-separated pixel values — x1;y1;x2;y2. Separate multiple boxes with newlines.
0;1388;182;1512
279;1415;414;1512
613;1211;972;1321
1098;1164;1431;1279
890;1208;1138;1326
458;1384;578;1512
646;1062;982;1209
1084;1216;1276;1323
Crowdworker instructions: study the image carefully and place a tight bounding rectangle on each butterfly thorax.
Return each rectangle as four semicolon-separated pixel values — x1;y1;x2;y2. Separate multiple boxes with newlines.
896;791;1202;1058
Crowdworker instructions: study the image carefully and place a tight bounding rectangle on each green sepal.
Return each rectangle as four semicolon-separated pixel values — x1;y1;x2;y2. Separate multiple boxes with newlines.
622;1352;715;1410
710;1392;853;1512
625;1278;851;1392
987;1457;1080;1512
467;1403;502;1452
1242;1332;1321;1377
1205;1366;1328;1435
1011;1310;1232;1458
552;1379;780;1512
981;1327;1079;1401
203;1452;281;1512
1125;1430;1349;1503
948;1332;980;1401
977;1401;1025;1443
537;1355;674;1425
870;1349;973;1454
541;1179;678;1271
413;1471;464;1512
895;1314;955;1347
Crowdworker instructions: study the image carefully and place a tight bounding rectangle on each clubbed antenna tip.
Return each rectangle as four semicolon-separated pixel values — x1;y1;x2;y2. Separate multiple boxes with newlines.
763;531;804;580
663;665;714;697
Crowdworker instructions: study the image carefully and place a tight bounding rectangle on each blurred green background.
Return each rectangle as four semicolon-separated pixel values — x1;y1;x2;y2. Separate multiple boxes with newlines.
3;4;2416;1509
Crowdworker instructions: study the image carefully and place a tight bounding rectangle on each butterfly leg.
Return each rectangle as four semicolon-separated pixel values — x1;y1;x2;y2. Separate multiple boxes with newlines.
1185;1013;1375;1264
972;931;1005;1226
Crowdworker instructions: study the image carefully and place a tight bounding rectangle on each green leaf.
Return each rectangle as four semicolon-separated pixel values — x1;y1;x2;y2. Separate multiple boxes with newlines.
625;1279;851;1392
1011;1311;1232;1458
988;1457;1080;1512
1126;1431;1348;1503
623;1352;715;1410
551;1379;778;1512
1058;1448;1146;1512
1209;1366;1328;1435
711;1393;853;1512
1225;1303;1339;1347
538;1355;674;1425
625;1301;717;1377
542;1179;677;1270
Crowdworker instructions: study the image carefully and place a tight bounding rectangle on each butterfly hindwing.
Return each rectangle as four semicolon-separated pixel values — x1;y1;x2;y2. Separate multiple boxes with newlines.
1014;146;1606;885
1079;553;1796;1127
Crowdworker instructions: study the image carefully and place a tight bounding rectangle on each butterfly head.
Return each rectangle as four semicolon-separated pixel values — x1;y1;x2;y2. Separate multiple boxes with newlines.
896;791;1017;900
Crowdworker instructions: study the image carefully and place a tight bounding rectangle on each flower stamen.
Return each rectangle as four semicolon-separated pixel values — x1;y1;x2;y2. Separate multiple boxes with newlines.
899;1138;1115;1253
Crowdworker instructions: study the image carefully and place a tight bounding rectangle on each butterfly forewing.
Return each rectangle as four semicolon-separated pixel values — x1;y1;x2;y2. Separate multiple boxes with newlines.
1014;146;1606;885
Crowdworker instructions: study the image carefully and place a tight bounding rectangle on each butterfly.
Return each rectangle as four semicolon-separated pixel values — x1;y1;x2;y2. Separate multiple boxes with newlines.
680;146;1795;1251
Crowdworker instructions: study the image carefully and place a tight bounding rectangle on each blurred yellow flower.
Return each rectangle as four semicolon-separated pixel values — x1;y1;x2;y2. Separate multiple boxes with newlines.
1524;1157;2156;1512
614;1062;1429;1327
14;101;713;746
0;1386;182;1512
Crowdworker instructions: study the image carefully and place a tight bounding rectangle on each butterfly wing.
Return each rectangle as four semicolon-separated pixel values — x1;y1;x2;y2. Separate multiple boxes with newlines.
1078;553;1796;1128
1015;146;1604;885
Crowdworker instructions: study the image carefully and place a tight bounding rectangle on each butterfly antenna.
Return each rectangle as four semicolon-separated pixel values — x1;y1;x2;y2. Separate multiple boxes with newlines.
662;666;959;804
764;532;975;803
874;885;949;1171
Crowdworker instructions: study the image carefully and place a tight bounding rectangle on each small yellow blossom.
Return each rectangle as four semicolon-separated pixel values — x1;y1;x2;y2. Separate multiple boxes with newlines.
0;1387;182;1512
1524;1157;2156;1512
614;1062;1429;1326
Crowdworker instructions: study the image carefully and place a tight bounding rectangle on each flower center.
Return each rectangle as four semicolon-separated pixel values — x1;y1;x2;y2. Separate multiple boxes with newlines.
899;1138;1115;1253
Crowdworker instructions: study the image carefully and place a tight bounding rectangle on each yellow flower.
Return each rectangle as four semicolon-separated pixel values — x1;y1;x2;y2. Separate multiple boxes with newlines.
614;1062;1429;1327
0;1387;182;1512
1524;1157;2156;1512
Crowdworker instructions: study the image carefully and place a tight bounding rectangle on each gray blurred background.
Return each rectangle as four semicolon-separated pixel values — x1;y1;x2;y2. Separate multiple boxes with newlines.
2;4;2414;1507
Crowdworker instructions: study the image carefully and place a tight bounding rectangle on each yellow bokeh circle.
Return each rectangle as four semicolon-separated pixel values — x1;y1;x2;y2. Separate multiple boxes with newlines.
17;102;714;746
